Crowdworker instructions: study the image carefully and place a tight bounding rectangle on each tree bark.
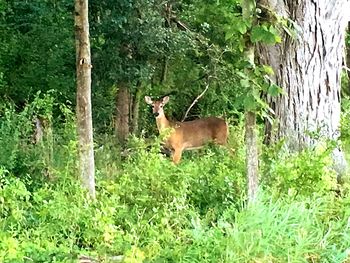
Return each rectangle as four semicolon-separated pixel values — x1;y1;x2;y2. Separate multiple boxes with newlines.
259;0;349;175
131;86;142;135
160;2;172;85
245;111;259;202
75;0;95;198
160;58;168;84
346;22;350;96
243;0;259;204
115;83;130;143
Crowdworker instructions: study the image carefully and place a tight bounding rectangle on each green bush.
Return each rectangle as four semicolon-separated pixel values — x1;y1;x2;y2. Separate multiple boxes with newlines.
341;96;350;161
262;142;338;197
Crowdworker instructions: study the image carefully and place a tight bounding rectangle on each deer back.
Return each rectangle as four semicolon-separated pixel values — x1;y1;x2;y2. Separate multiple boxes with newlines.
166;117;228;150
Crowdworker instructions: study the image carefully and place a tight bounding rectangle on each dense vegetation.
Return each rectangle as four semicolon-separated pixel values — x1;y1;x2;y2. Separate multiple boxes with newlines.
1;101;350;262
1;0;350;262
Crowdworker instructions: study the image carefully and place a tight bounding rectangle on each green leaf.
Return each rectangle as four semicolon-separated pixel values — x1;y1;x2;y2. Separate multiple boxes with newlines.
268;84;283;96
254;95;269;108
274;35;282;43
251;25;280;45
250;26;265;43
225;28;235;41
236;71;248;78
240;78;250;88
225;18;248;40
243;94;256;111
236;20;248;34
262;65;274;75
269;26;282;43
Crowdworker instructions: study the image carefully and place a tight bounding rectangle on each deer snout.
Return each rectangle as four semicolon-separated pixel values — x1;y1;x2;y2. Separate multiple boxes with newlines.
153;112;160;117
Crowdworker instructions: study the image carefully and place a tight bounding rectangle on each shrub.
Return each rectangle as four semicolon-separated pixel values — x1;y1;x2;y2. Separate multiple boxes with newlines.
262;142;338;197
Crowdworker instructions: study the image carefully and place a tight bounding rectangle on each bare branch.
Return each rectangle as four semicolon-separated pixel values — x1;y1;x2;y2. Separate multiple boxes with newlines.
342;65;350;72
181;82;210;122
171;16;191;31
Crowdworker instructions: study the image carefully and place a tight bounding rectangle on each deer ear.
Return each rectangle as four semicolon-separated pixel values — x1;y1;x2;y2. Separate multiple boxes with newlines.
145;96;153;105
162;96;170;104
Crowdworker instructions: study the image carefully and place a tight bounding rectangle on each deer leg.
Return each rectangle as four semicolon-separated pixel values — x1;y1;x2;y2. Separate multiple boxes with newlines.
172;148;183;164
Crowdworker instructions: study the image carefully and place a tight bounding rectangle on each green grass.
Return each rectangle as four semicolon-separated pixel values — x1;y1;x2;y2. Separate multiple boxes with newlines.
1;102;350;262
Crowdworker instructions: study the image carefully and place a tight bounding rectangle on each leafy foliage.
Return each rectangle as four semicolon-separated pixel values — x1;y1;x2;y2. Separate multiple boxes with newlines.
0;0;75;106
262;142;339;197
1;97;349;261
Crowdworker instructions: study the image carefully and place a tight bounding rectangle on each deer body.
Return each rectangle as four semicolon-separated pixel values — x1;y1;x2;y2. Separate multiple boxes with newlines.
145;96;228;164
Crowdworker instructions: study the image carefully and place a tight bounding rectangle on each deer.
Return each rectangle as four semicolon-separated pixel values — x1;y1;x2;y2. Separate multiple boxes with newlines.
145;96;228;164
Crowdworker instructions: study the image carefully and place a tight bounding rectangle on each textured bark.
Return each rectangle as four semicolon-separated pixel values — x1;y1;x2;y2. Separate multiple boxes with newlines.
245;111;259;202
33;117;44;144
259;0;349;174
115;83;130;143
75;0;95;198
243;0;259;204
346;23;350;95
131;87;141;134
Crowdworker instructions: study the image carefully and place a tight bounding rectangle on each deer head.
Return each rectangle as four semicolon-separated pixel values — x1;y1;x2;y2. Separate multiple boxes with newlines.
145;96;169;118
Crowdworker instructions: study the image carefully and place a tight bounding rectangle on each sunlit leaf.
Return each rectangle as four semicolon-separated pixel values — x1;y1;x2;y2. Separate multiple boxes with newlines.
262;65;274;75
240;78;250;88
268;84;283;96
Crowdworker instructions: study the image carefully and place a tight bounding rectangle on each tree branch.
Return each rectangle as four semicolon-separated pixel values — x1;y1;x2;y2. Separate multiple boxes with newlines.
181;82;210;122
171;16;191;31
342;65;350;72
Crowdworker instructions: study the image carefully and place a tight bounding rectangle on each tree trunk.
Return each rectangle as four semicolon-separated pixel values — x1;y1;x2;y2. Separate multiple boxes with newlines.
160;58;168;84
131;86;142;135
160;3;171;85
346;22;350;96
243;0;259;204
115;83;130;143
259;0;348;175
75;0;95;198
245;111;259;202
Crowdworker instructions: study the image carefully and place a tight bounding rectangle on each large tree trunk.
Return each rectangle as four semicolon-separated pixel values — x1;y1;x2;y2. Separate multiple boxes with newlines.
115;83;130;143
75;0;95;198
259;0;348;175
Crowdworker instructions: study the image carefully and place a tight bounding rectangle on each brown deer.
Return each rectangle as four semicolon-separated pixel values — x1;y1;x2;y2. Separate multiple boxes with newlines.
145;96;228;164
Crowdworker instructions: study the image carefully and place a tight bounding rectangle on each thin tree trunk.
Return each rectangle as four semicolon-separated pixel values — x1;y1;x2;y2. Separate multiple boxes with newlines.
245;111;259;202
115;83;130;143
160;3;171;85
131;86;142;134
346;22;350;96
75;0;95;198
160;58;168;84
243;0;259;204
259;0;348;175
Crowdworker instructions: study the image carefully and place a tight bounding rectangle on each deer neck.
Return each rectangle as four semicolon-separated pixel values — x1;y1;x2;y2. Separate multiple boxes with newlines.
156;115;171;132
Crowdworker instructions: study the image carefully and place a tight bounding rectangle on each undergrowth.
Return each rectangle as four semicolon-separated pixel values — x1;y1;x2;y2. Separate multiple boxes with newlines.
1;96;350;262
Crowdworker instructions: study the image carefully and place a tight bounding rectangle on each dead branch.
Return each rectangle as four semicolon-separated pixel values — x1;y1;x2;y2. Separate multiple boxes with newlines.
181;82;210;122
171;16;191;31
343;65;350;72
